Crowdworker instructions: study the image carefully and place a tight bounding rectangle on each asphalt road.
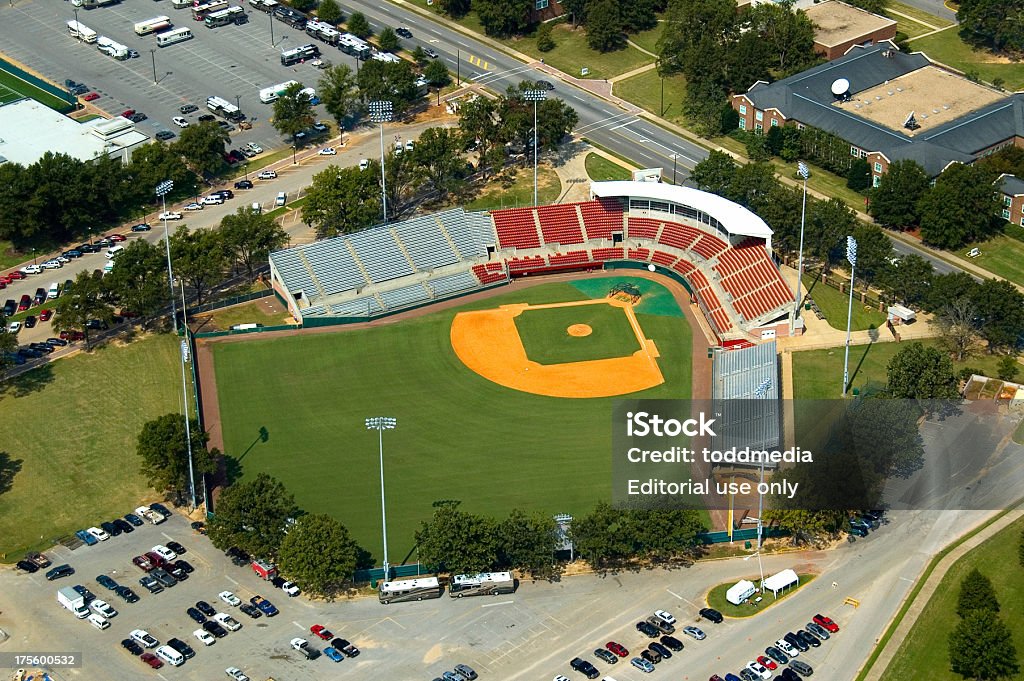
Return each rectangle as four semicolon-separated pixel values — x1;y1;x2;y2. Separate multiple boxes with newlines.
896;0;957;23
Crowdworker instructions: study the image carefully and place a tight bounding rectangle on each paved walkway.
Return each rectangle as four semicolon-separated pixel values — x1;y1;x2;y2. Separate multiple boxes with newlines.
860;508;1024;681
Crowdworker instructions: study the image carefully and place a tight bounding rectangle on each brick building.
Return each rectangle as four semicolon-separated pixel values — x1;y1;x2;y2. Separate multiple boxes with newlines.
997;174;1024;227
804;1;897;60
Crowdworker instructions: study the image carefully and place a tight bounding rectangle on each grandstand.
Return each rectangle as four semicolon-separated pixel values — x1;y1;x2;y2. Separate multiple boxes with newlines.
268;181;796;340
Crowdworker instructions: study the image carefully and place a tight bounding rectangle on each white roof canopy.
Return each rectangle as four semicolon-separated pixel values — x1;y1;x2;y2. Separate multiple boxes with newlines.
590;180;773;239
762;568;799;596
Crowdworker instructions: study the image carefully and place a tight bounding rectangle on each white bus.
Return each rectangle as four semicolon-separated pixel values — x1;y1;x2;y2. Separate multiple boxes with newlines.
338;32;371;60
449;572;516;598
156;26;193;46
258;79;298;103
205;6;246;27
378;577;443;604
192;0;228;20
96;36;128;59
134;15;172;35
67;20;98;43
206;95;245;121
280;43;318;66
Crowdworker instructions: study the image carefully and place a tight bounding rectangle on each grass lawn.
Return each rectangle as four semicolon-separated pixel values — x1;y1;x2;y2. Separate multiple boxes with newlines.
504;22;654;81
961;234;1024;288
210;278;692;564
880;515;1024;681
912;29;1024;90
463;164;562;210
0;240;25;271
629;22;664;55
887;0;954;29
615;69;688;126
585;153;632;181
194;300;291;332
801;274;887;332
0;68;72;111
706;574;816;618
792;338;1012;399
0;334;182;559
514;302;642;364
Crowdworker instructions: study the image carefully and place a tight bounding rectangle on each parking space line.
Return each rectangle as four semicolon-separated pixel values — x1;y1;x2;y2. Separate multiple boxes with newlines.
292;620;304;629
666;589;683;599
225;575;238;585
480;600;514;608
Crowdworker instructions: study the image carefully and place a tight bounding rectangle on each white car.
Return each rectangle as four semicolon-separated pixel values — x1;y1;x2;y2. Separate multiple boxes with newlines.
654;609;676;626
151;544;177;561
405;140;414;151
158;211;182;220
7;321;21;334
87;613;110;630
226;668;250;681
214;612;242;631
247;142;264;154
281;581;300;597
90;599;117;618
20;264;42;275
775;639;798;657
131;629;159;648
746;660;772;679
553;676;571;681
194;629;216;646
201;195;225;205
41;259;63;269
172;116;190;128
318;147;336;155
256;169;276;179
219;590;241;606
290;637;308;651
358;158;369;171
56;255;71;263
183;202;204;211
86;526;110;541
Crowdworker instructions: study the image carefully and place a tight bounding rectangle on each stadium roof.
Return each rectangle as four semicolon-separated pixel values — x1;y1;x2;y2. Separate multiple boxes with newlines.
711;341;780;459
0;98;149;166
590;181;773;239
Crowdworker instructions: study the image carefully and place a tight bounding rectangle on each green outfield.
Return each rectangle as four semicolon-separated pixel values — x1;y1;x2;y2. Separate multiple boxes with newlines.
210;278;693;563
514;302;641;365
0;66;74;111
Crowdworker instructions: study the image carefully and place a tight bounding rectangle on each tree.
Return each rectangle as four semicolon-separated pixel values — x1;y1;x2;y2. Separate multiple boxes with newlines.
272;82;316;141
414;126;468;202
301;164;382;237
415;502;498;574
459;96;502;179
277;514;360;596
424;59;450;88
925;272;978;313
316;0;343;25
356;59;421;116
690;150;737;195
727;162;777;212
997;355;1019;381
535;97;579;151
586;0;626;52
762;509;846;546
290;0;316;11
474;0;533;38
136;413;214;502
806;197;855;267
128;143;197;203
948;611;1019;680
971;278;1024;352
51;270;114;349
877;254;933;307
537;21;555;52
496;509;559;578
936;298;981;362
568;501;634;567
171;227;227;306
438;0;471;17
384;149;421;219
104;239;169;323
173;121;230;176
411;45;428;64
219;206;289;281
846;157;871;191
561;0;587;27
346;11;371;38
886;342;959;402
868;159;929;229
957;0;1024;53
850;222;894;286
318;64;360;131
207;472;300;558
918;163;1001;249
0;312;17;368
378;26;400;52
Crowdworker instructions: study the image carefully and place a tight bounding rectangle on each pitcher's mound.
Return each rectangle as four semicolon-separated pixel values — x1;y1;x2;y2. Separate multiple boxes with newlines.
567;324;592;337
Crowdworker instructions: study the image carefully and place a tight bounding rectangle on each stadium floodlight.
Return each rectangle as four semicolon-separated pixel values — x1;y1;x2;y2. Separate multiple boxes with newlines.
366;416;397;576
368;101;393;226
791;161;810;335
523;89;547;206
155;180;178;333
842;236;858;397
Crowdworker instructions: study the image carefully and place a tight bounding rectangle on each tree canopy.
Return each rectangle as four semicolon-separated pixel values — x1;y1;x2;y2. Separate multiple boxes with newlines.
473;0;533;38
277;514;361;596
173;121;230;176
918;162;1001;248
207;472;299;558
415;502;498;574
302;164;382;237
948;611;1020;681
957;0;1024;53
219;206;289;282
51;270;113;349
885;342;959;403
272;82;316;141
318;64;360;130
868;159;929;229
136;413;214;502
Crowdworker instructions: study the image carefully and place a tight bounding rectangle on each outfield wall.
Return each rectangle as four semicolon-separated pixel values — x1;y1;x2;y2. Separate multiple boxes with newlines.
0;57;77;112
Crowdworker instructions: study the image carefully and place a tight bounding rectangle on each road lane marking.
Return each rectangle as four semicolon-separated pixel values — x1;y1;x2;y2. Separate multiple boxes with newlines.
293;620;304;629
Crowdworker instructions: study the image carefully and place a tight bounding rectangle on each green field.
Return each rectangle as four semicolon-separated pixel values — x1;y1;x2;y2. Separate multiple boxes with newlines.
880;515;1024;681
801;274;887;332
514;302;641;364
0;67;72;111
615;68;688;126
912;29;1024;90
961;234;1024;288
585;153;632;182
706;574;815;618
0;335;182;559
210;278;692;563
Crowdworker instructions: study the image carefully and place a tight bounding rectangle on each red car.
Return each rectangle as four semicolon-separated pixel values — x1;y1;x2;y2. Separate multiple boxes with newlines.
133;555;154;572
144;551;167;568
0;275;11;285
0;280;5;289
757;655;778;671
8;271;25;280
109;234;127;242
710;676;726;681
121;109;135;118
59;330;85;341
140;653;163;669
18;294;31;312
310;624;333;640
39;309;52;321
606;641;629;657
83;92;100;101
813;613;839;633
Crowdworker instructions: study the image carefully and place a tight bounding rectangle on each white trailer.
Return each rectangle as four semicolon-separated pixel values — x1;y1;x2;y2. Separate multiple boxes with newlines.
57;587;89;618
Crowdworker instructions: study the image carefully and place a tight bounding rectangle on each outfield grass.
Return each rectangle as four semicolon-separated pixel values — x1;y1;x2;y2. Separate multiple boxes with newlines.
615;69;688;126
792;338;1011;399
195;300;291;332
515;302;642;364
912;29;1024;90
961;234;1024;288
880;515;1024;681
802;274;886;332
585;153;632;182
706;574;815;618
211;278;692;563
463;164;562;210
0;334;182;559
0;68;72;111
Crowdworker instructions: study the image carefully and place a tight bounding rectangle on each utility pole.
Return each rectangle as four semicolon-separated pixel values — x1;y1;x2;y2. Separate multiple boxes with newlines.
791;161;809;335
150;49;157;85
842;236;857;397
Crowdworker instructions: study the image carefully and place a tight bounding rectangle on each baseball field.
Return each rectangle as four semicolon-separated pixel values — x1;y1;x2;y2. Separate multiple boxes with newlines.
209;276;694;563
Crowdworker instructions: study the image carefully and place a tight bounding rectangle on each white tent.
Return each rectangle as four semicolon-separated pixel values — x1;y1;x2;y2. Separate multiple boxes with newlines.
762;569;799;598
726;579;757;605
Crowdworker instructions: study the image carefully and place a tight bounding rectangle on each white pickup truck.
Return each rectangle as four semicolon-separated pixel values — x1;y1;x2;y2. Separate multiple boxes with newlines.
134;506;165;525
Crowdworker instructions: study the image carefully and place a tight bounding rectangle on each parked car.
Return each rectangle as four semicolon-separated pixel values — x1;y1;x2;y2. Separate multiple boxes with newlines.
158;212;183;220
140;653;163;669
606;641;629;657
630;657;655;673
130;223;152;232
765;646;789;665
27;552;51;568
699;607;724;623
219;590;241;606
659;635;684;651
121;638;144;655
256;169;276;179
172;116;189;128
813;613;840;633
97;575;118;590
21;315;34;328
807;622;830;640
636;620;660;638
330;638;359;657
166;540;186;554
114;585;139;603
86;527;110;542
789;660;814;677
225;667;250;681
323;647;344;662
203;620;229;638
167;637;196;659
138;576;163;594
310;624;334;640
179;103;198;114
649;641;672;659
150;567;177;588
74;529;98;546
569;657;600;679
39;309;53;322
594;647;618;664
152;544;178;561
247;142;264;153
156;130;176;141
682;625;706;640
234;180;253;189
318;146;336;155
16;560;38;573
194;629;216;646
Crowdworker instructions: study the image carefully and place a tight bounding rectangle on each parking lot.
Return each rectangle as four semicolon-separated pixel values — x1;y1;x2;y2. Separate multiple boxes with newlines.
0;0;362;150
0;507;994;680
